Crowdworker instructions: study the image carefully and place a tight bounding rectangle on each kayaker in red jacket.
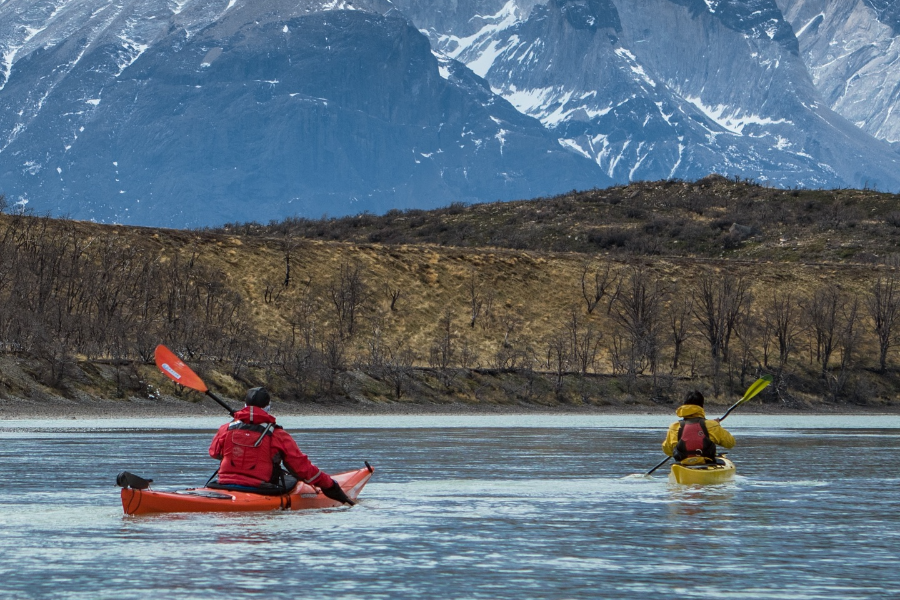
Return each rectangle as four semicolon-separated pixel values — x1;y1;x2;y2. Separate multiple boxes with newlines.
662;391;735;463
209;387;353;505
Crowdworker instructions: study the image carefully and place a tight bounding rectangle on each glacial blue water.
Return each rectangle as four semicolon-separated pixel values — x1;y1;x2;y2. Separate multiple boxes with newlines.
1;414;898;599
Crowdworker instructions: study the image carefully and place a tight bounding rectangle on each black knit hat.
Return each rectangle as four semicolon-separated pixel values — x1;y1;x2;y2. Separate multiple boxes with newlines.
683;390;704;407
245;387;270;408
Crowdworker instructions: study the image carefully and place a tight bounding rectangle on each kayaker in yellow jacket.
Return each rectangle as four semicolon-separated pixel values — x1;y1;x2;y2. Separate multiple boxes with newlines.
662;391;735;463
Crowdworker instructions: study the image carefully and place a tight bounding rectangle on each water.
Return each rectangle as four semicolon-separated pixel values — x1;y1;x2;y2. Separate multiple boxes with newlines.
1;414;899;599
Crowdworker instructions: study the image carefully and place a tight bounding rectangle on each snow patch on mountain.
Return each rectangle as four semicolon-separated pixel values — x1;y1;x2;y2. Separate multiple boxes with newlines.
684;96;791;135
438;1;522;77
778;0;900;144
614;48;657;88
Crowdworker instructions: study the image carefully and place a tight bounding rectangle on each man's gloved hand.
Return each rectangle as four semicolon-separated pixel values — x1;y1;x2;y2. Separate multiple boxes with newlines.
322;480;355;506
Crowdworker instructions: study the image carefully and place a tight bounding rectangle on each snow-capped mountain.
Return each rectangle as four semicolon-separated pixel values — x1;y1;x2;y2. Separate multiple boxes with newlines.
0;0;898;227
777;0;900;151
401;0;900;190
0;0;607;226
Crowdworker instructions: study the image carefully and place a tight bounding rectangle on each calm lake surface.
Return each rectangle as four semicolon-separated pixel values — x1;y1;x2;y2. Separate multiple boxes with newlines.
1;414;899;599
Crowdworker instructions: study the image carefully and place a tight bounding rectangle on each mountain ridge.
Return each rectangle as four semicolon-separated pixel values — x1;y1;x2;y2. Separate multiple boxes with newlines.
0;0;899;226
0;2;609;226
414;0;900;190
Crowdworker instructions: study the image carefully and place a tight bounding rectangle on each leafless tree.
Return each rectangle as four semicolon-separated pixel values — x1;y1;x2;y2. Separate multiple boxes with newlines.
668;294;692;373
568;309;601;374
459;336;479;369
263;280;283;304
383;341;417;399
429;308;455;372
320;328;347;394
730;311;761;393
386;283;403;311
758;290;804;399
580;259;618;314
610;267;666;377
867;275;900;373
805;284;842;379
329;262;369;339
497;310;523;348
491;309;525;370
467;269;483;328
764;291;803;370
692;271;751;370
286;279;319;349
364;317;388;372
479;290;496;331
281;233;301;288
828;294;862;400
545;331;571;394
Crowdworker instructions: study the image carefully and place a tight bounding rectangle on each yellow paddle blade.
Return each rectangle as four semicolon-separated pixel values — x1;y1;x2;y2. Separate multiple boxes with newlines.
738;374;773;404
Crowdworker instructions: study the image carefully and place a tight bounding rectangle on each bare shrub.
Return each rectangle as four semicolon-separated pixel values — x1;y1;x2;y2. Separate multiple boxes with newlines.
580;260;618;315
329;262;370;339
609;266;666;378
867;275;900;373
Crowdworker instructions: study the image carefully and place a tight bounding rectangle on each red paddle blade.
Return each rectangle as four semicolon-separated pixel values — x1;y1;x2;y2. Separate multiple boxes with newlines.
154;345;208;393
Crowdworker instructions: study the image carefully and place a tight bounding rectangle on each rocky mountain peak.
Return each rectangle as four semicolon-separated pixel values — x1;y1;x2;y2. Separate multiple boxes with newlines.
864;0;900;33
553;0;622;32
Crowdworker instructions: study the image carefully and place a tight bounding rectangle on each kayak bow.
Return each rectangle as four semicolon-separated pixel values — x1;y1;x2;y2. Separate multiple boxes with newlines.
669;457;735;485
120;464;374;515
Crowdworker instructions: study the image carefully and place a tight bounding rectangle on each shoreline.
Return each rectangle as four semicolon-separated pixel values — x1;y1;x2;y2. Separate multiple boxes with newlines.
2;393;899;420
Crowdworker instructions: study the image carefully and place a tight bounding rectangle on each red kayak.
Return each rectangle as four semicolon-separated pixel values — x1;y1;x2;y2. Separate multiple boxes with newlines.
120;464;374;515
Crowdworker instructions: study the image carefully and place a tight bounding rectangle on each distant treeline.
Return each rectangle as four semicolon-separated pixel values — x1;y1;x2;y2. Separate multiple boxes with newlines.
210;176;900;264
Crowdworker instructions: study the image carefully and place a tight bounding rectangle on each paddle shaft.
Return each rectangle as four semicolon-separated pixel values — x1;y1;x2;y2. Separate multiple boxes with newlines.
206;390;236;417
718;398;745;422
646;455;671;476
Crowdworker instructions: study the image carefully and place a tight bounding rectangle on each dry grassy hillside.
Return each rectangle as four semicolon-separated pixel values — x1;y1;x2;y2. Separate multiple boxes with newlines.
0;178;899;415
218;175;900;266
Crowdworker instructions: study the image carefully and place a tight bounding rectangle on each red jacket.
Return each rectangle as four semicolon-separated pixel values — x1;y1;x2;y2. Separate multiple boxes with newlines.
209;406;334;489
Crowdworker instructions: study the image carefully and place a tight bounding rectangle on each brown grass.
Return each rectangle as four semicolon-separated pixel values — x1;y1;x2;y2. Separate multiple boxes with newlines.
2;176;900;411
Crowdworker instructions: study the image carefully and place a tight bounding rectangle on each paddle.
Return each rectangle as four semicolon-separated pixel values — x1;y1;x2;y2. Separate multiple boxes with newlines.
154;344;236;417
644;374;773;476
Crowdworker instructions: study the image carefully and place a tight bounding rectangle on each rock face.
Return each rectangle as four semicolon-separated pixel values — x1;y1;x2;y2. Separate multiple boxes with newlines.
0;0;899;227
777;0;900;151
407;0;900;190
0;0;608;226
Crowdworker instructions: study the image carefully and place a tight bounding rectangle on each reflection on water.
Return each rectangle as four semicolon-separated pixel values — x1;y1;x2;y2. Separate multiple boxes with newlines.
0;416;898;599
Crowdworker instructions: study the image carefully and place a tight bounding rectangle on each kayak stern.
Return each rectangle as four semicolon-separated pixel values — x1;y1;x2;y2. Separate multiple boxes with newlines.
669;457;736;485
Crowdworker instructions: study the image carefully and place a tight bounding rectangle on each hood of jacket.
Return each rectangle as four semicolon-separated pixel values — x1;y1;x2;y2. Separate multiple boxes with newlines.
233;405;277;425
676;404;707;419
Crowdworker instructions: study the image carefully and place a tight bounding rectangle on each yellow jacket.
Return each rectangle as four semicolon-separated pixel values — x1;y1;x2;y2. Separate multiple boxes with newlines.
662;404;735;457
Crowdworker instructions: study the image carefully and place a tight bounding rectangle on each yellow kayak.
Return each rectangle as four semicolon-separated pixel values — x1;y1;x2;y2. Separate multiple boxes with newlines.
669;457;736;485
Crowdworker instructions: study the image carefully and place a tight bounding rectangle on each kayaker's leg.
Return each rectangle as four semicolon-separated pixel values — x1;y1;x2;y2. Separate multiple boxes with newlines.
270;463;297;492
281;474;298;491
205;468;220;487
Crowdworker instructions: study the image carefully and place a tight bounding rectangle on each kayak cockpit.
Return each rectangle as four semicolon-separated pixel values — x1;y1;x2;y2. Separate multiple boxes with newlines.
118;464;374;515
669;457;736;485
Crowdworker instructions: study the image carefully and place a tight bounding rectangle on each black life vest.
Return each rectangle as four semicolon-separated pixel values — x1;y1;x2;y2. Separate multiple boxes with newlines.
674;417;718;462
